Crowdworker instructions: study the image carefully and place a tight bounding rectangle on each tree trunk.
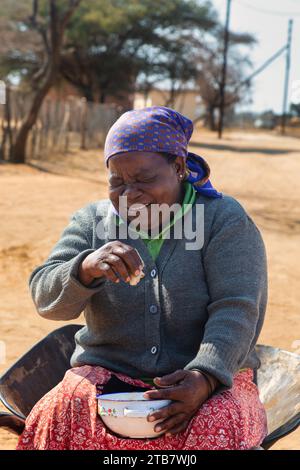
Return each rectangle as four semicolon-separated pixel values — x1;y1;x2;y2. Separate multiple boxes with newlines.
82;87;94;102
165;86;176;108
0;84;13;161
80;98;88;150
100;91;106;104
208;106;217;131
9;0;80;163
10;77;54;163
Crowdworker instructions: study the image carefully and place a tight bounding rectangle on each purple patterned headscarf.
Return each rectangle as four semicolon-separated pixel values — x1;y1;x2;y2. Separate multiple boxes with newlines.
104;106;222;199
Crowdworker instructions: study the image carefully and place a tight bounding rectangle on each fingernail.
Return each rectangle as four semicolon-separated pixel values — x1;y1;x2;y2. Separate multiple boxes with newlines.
126;277;130;282
155;426;162;432
148;416;155;422
135;270;140;276
115;279;120;283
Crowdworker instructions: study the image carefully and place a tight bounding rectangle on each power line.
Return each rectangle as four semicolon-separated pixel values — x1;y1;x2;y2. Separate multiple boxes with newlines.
233;0;300;17
242;45;287;85
227;45;287;103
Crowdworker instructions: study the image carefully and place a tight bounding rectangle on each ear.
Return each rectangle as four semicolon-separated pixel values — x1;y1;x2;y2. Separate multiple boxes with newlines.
173;156;186;179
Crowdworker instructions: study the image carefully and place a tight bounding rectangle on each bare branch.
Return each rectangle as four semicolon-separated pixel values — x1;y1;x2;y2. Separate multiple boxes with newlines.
28;0;50;55
32;0;38;23
61;0;81;30
36;26;50;55
32;60;49;83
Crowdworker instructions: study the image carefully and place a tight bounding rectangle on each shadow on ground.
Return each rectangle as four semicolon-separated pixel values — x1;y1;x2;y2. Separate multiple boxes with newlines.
191;141;296;155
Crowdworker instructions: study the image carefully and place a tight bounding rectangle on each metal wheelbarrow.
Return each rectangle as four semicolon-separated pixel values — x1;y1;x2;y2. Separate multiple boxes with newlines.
0;324;299;449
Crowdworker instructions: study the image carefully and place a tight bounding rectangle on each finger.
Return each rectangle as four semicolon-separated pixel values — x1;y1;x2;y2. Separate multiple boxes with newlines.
120;245;144;269
116;244;143;265
143;384;186;401
147;402;183;423
154;369;186;387
97;262;119;283
165;420;189;437
153;413;186;434
133;247;144;269
105;254;131;283
112;246;143;277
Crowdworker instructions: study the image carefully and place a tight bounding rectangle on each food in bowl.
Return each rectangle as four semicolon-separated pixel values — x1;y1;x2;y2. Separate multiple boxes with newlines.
97;392;171;439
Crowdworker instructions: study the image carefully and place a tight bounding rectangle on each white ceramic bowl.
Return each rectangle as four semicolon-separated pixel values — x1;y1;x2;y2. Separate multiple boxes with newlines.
97;392;171;439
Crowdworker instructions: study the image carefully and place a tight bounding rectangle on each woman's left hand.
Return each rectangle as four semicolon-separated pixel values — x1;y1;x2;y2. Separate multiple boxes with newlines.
143;369;213;436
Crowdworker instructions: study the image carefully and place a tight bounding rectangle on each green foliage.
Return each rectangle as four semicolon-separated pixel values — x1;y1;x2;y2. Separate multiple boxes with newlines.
60;0;218;101
0;0;255;108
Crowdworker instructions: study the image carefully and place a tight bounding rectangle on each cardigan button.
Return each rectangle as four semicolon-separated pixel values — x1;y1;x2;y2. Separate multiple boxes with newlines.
151;346;158;355
149;305;158;314
150;269;157;278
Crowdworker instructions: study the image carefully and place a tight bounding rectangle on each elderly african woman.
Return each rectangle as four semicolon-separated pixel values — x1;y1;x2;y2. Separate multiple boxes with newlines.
17;107;268;450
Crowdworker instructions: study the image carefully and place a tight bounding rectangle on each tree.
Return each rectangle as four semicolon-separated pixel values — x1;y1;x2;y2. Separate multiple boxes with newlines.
0;0;219;161
1;0;80;163
194;31;255;130
59;0;218;103
136;35;201;109
0;0;255;155
290;103;300;118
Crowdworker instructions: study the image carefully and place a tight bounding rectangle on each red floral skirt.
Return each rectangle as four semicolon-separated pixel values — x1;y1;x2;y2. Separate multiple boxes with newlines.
16;366;267;450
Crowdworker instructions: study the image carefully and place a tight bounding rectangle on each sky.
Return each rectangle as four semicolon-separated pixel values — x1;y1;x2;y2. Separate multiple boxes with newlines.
212;0;300;113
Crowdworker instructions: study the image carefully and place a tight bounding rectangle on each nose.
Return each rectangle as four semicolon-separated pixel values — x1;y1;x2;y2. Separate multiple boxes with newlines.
122;184;143;204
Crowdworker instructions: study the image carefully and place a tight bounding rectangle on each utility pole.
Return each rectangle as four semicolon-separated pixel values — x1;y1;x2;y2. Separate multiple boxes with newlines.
281;19;293;135
218;0;231;139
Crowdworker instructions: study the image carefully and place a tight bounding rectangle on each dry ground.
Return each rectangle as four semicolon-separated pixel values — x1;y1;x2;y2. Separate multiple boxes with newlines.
0;129;299;450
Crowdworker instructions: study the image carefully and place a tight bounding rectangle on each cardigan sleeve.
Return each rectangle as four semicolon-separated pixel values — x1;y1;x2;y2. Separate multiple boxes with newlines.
29;207;106;321
184;201;268;389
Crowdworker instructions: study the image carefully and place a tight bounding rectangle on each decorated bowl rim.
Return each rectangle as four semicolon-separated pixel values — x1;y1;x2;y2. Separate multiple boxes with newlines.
96;392;170;403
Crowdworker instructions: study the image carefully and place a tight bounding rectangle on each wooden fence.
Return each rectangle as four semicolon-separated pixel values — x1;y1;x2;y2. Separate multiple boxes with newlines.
0;87;123;161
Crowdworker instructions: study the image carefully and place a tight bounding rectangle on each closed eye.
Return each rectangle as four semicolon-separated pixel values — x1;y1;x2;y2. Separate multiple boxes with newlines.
137;176;157;183
109;176;156;188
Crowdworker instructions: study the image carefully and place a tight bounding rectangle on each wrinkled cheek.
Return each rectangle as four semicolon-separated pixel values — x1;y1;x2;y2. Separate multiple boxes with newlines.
109;192;121;212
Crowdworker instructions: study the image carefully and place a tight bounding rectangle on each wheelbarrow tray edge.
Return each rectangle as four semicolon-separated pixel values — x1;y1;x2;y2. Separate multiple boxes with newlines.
261;412;300;449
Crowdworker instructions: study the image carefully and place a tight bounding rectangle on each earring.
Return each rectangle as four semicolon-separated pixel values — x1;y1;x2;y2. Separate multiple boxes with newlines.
179;174;183;179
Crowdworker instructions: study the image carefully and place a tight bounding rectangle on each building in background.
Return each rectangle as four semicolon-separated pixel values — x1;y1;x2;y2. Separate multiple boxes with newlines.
134;88;204;121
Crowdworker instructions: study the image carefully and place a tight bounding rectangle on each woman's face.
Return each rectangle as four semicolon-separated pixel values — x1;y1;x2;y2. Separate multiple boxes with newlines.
108;151;186;231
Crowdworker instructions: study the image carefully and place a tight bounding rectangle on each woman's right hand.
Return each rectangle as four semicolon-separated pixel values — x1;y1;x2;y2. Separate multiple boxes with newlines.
78;241;144;287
